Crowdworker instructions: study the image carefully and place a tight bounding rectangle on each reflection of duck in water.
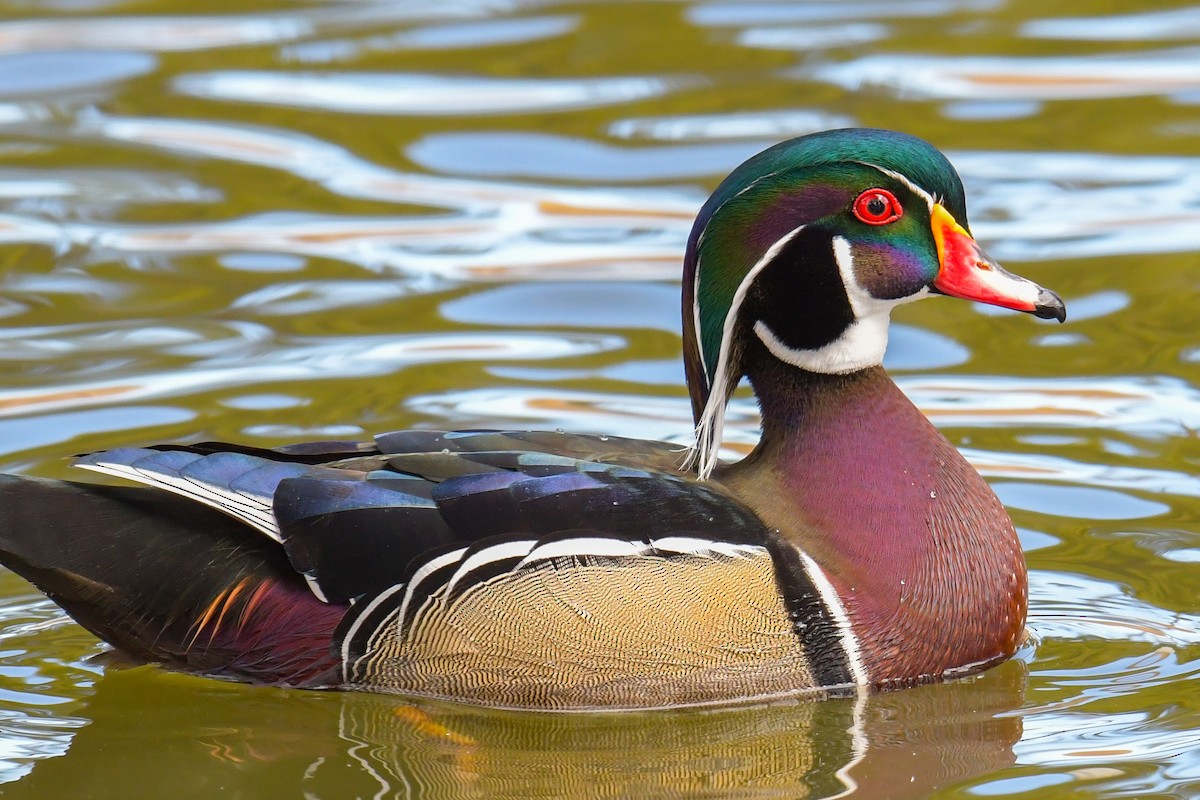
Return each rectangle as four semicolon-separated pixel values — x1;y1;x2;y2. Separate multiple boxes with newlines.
3;660;1026;799
0;129;1064;709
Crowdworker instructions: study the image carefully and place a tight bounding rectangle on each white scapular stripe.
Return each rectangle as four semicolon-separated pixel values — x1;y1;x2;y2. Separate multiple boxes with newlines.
341;581;408;678
515;536;648;568
443;539;537;595
797;551;868;685
650;536;763;558
392;546;469;634
343;545;474;677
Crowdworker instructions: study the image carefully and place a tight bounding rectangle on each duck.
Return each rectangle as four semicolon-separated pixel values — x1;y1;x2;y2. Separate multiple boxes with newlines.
0;128;1065;710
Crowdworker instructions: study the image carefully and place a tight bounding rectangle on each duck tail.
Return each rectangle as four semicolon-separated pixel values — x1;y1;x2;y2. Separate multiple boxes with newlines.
0;474;346;687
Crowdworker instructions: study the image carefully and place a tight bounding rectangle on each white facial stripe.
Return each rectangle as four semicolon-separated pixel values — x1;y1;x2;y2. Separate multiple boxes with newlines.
732;168;784;201
709;222;809;384
833;234;931;313
832;235;872;318
689;168;786;387
855;162;936;212
686;164;940;474
692;251;707;379
754;231;950;374
685;223;808;480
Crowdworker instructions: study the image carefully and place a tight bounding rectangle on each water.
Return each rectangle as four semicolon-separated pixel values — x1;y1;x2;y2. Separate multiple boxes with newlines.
0;1;1198;797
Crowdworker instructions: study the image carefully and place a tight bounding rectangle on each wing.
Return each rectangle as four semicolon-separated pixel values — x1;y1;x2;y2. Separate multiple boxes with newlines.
73;431;854;707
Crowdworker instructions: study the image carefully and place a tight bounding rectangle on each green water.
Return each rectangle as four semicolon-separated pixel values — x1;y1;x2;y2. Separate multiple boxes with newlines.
0;1;1198;797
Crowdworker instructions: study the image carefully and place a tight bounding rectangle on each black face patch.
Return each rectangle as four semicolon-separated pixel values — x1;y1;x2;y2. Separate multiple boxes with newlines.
744;227;855;352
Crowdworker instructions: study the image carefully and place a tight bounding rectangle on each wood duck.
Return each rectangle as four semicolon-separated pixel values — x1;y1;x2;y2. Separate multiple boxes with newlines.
0;128;1065;710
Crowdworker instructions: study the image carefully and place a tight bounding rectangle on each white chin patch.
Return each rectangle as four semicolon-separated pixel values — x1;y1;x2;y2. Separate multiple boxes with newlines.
751;235;919;375
753;312;890;374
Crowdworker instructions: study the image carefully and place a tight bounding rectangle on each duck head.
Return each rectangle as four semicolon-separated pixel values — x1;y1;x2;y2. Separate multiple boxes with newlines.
683;128;1065;478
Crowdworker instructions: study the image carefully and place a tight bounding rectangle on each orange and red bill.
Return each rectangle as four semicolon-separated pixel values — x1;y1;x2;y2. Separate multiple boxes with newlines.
930;204;1066;322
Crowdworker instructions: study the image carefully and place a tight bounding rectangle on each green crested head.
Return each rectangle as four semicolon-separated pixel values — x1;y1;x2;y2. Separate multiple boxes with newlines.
681;129;967;416
695;128;968;234
681;128;1063;479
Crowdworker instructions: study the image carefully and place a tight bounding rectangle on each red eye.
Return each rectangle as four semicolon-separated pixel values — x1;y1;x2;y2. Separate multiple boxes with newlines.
853;189;903;225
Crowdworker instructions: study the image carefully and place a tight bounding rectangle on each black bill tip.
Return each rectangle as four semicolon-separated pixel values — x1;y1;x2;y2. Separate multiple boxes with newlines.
1033;287;1067;323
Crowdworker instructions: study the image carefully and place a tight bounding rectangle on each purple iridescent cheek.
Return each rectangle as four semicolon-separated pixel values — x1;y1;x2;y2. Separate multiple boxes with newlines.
850;242;937;300
746;187;851;253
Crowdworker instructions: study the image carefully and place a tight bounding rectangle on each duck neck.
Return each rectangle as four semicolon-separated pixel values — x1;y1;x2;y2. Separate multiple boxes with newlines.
721;343;1027;685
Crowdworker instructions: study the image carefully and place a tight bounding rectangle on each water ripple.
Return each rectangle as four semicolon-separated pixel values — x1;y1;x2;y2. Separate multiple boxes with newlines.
1029;571;1200;647
815;51;1200;101
83;117;1200;266
0;0;557;67
1021;705;1200;768
688;0;979;26
0;581;97;784
407;132;770;181
0;331;622;424
737;22;888;51
0;1;1193;797
176;71;680;115
284;15;577;61
404;386;705;445
0;15;310;53
971;450;1200;501
953;150;1200;261
67;115;695;279
608;109;855;142
0;169;218;208
80;213;687;281
902;375;1200;437
84;114;702;212
230;280;419;316
1015;637;1200;788
403;375;1200;457
440;282;679;332
0;51;155;97
1023;8;1200;41
29;114;1187;276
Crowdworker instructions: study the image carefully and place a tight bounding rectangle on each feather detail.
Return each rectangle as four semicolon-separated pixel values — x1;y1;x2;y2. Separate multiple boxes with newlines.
684;223;808;480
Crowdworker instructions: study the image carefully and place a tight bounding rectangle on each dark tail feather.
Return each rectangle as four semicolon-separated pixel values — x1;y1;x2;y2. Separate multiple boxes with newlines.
0;475;346;687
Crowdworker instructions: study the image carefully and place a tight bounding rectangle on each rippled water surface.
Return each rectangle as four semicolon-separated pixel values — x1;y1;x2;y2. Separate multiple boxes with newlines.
0;1;1198;797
